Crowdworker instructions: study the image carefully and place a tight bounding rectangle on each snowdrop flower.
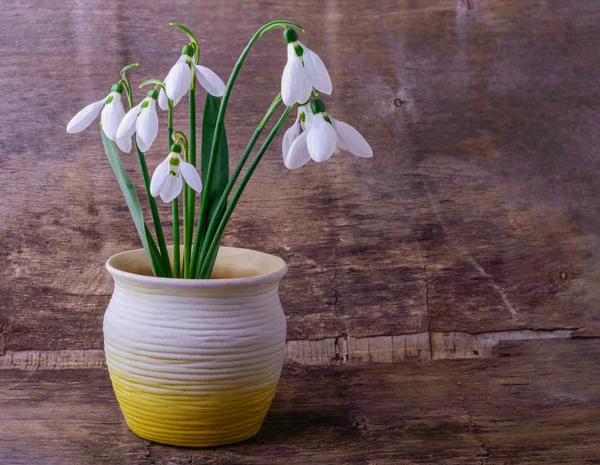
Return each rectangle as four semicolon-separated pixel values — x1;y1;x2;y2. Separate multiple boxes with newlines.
284;99;372;169
281;28;332;106
282;103;311;164
66;83;132;152
158;44;226;110
116;89;160;153
150;144;203;203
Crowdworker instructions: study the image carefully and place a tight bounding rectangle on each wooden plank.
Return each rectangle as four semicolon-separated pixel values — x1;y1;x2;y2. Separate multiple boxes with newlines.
1;339;597;464
338;338;600;465
0;329;575;369
0;0;598;353
0;369;149;465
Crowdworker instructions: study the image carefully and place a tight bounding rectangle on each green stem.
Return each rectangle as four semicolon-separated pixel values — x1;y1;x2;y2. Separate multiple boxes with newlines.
193;20;302;273
145;224;166;277
198;106;294;278
172;198;180;278
194;94;283;277
135;144;172;278
183;86;196;278
168;98;179;277
121;68;171;276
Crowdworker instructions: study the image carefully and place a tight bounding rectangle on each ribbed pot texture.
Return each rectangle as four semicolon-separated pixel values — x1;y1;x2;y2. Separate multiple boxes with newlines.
103;246;287;447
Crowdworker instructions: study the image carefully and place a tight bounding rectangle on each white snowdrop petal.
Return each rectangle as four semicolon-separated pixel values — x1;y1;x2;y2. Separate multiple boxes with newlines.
306;119;337;163
66;97;106;133
301;43;332;95
165;62;192;104
332;118;373;157
150;157;171;197
116;103;141;140
173;93;184;107
281;44;296;107
194;65;226;97
158;87;169;111
281;44;312;106
179;161;203;193
281;62;296;106
116;134;132;153
101;93;126;141
282;114;301;159
136;100;158;152
294;60;313;105
299;105;312;129
136;133;150;153
284;130;311;169
160;174;183;203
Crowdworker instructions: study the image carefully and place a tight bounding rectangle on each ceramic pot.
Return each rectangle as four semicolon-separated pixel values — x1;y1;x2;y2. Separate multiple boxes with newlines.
103;246;287;447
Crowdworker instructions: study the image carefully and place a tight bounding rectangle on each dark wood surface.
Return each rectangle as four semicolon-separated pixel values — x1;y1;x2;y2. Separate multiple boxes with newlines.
0;0;598;351
1;339;598;464
1;2;599;462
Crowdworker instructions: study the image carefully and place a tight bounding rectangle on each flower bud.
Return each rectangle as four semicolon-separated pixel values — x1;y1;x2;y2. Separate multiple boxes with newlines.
181;44;195;57
170;144;182;153
310;99;326;115
283;28;298;44
111;83;123;93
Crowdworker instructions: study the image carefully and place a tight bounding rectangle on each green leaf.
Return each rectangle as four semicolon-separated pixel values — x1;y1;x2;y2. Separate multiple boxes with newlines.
203;246;219;279
200;94;229;242
145;225;166;277
100;126;163;276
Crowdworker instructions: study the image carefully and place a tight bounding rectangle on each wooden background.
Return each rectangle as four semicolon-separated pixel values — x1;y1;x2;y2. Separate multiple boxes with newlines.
1;1;600;464
0;0;599;356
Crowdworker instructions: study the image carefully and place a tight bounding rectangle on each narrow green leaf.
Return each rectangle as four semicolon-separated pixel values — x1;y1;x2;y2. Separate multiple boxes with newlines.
100;126;162;276
204;246;219;279
200;94;229;246
145;225;166;277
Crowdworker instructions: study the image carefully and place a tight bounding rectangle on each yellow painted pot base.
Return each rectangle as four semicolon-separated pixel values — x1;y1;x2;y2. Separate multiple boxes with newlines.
107;366;277;447
126;417;265;448
103;246;288;447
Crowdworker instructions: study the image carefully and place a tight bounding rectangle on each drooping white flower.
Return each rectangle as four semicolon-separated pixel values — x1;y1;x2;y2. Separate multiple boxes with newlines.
284;99;372;169
281;29;332;106
158;44;226;110
67;83;132;152
282;104;311;168
116;89;160;153
150;145;203;203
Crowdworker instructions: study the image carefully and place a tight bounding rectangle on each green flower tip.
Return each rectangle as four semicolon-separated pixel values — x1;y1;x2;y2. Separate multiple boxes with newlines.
283;28;298;44
182;44;195;57
120;63;139;75
111;83;123;93
169;156;181;167
170;144;182;153
147;88;159;99
294;43;304;57
311;98;326;114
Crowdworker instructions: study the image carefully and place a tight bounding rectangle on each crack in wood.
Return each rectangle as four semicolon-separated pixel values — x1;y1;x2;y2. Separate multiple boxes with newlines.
420;173;521;320
419;247;434;359
457;380;490;463
0;329;583;369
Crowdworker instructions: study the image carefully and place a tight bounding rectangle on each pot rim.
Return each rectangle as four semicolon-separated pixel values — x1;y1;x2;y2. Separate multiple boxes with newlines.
106;245;288;289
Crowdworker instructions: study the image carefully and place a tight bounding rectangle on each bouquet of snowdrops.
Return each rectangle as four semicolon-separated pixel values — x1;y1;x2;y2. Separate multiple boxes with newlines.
66;21;372;279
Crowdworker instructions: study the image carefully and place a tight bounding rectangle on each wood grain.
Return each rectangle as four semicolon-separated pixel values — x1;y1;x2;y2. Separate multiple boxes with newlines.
0;0;598;352
1;339;598;464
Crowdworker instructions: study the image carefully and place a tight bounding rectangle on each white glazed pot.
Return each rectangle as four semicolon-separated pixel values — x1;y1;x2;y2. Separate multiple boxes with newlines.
103;246;287;447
